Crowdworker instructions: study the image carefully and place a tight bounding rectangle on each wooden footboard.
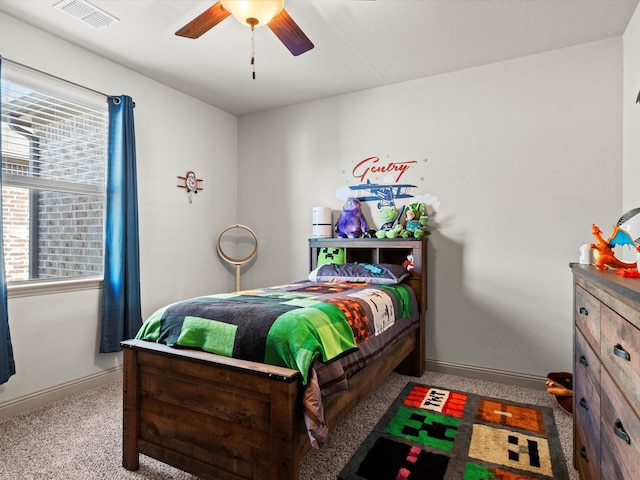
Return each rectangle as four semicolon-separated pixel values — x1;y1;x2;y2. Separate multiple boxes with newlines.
122;340;304;480
122;328;418;480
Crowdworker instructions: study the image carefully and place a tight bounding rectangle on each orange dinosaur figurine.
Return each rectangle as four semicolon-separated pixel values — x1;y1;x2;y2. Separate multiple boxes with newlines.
590;224;637;270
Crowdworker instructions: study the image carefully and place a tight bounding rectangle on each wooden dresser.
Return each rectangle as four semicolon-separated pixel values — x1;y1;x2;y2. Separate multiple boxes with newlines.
571;264;640;479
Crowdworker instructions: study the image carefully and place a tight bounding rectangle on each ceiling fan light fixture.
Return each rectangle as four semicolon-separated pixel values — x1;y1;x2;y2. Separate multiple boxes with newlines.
220;0;284;28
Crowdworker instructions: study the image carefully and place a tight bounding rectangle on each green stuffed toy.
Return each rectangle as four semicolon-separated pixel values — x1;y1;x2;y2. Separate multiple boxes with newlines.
375;205;405;238
404;202;430;239
385;223;405;238
376;205;405;238
317;247;345;267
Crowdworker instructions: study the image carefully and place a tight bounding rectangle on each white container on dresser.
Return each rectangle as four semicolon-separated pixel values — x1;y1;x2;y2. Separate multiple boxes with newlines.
571;264;640;480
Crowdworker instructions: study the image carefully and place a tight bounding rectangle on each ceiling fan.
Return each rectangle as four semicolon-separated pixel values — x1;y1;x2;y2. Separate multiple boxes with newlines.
175;0;314;57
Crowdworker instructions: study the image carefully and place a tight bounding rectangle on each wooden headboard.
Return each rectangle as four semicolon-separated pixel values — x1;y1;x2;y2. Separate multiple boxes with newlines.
309;237;427;373
308;237;428;313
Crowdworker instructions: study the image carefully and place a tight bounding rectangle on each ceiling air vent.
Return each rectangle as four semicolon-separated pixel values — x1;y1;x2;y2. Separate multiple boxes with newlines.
54;0;119;30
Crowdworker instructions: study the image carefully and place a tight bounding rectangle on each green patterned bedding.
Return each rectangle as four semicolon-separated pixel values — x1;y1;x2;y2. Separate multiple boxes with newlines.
136;280;417;384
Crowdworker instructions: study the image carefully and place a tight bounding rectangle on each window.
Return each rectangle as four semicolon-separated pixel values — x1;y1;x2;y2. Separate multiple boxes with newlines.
1;64;108;285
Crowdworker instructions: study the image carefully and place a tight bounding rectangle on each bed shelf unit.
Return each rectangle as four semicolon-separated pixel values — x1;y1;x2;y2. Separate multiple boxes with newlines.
309;236;427;376
309;237;427;310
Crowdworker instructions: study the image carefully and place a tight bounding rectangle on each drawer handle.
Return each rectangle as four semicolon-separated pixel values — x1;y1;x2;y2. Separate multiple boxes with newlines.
579;446;589;462
579;397;588;411
614;420;631;445
579;355;589;367
579;307;589;316
613;344;631;362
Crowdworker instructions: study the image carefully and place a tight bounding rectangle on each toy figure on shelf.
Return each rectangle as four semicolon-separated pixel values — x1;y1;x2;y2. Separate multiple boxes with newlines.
589;224;637;270
375;205;405;238
403;252;414;272
335;197;368;238
403;202;430;239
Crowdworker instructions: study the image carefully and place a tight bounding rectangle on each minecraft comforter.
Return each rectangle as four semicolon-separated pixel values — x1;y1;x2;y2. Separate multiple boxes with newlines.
135;280;418;386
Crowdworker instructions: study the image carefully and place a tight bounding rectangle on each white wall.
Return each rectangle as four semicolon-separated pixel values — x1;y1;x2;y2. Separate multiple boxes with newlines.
624;4;640;210
0;12;238;409
238;39;623;378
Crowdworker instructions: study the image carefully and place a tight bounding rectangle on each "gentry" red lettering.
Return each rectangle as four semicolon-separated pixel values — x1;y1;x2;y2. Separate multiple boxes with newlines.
352;157;416;183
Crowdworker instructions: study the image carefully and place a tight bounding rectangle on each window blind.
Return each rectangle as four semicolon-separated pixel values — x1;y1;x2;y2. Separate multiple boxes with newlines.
1;61;109;282
1;78;108;194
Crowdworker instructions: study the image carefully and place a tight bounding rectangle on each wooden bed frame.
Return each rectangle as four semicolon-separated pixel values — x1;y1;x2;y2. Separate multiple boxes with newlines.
122;238;427;480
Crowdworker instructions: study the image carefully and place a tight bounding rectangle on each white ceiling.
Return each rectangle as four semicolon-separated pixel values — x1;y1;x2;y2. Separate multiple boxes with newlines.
0;0;638;116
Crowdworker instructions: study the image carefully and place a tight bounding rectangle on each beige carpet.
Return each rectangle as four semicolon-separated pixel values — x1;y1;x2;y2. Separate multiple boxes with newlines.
0;370;578;480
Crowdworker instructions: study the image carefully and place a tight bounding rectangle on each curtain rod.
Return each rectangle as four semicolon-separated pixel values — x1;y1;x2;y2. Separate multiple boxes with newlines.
1;56;110;99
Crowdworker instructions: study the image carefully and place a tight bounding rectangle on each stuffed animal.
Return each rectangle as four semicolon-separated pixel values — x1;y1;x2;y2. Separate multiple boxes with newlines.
335;197;368;238
384;223;404;238
375;205;403;238
403;252;414;272
545;371;572;415
405;202;430;239
317;247;345;266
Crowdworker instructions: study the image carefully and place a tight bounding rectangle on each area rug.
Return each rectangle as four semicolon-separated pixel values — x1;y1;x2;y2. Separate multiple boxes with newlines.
338;383;569;480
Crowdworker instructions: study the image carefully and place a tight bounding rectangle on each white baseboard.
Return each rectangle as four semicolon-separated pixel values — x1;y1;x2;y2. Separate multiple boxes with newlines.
425;359;548;391
0;366;123;419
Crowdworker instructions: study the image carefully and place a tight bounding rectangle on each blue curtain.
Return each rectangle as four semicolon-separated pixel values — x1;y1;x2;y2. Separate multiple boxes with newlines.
100;95;142;353
0;58;16;384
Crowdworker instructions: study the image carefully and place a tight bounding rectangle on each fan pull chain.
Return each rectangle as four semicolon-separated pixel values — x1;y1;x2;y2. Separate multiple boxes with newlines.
251;24;256;80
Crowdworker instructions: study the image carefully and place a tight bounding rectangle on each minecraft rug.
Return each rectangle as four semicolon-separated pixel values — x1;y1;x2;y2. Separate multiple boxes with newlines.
338;383;569;480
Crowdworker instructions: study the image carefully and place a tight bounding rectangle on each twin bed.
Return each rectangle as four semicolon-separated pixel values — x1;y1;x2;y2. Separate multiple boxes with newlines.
121;237;427;480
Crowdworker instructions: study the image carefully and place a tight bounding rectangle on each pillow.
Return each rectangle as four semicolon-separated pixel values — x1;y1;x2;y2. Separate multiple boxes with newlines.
317;247;345;267
308;263;410;285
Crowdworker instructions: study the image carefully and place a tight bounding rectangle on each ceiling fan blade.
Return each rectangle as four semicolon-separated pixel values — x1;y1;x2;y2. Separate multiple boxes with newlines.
267;8;314;56
175;2;231;39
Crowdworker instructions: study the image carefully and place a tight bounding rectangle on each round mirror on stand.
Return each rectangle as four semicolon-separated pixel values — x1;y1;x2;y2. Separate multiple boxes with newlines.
216;224;258;291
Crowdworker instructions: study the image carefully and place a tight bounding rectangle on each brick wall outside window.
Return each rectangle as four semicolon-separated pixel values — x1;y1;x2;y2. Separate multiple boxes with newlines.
2;112;105;282
1;185;29;282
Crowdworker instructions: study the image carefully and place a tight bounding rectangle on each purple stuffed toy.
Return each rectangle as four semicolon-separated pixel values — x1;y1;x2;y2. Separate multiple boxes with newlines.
335;197;368;238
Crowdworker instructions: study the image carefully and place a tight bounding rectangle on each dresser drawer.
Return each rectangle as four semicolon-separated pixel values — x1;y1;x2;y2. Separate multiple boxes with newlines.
575;284;601;352
600;369;640;480
601;424;631;480
575;330;600;441
575;418;600;480
600;305;640;419
574;329;600;480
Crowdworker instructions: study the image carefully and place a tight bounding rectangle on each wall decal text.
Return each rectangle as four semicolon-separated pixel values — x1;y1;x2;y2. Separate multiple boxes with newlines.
352;156;417;183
